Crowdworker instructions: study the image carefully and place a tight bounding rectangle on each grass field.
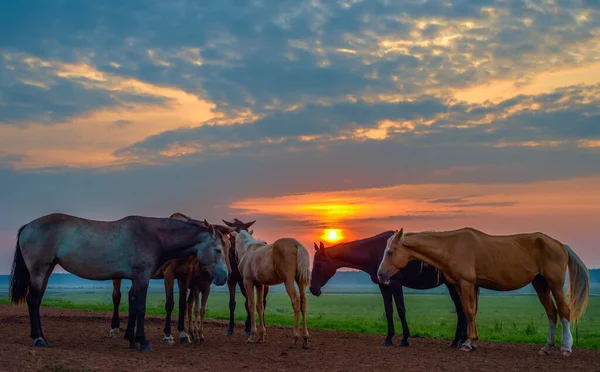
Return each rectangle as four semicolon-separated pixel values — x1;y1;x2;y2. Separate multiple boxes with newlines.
1;287;598;350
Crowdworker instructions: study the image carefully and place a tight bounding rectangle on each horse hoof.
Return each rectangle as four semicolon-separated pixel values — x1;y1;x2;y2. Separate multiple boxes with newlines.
399;340;409;347
460;344;472;352
561;351;571;357
245;331;252;337
139;343;152;351
129;342;139;350
109;328;120;338
303;337;309;349
538;348;550;356
449;342;458;349
381;339;393;347
33;338;47;348
180;336;190;345
226;329;234;337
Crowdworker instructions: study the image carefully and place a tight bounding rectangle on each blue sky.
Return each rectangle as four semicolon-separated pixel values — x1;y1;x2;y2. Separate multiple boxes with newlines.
1;0;600;272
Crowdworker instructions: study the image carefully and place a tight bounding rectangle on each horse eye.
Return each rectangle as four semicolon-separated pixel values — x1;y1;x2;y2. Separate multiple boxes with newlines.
387;250;393;256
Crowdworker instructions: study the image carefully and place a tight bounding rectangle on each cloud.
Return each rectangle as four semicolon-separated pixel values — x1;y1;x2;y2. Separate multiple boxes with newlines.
2;0;600;270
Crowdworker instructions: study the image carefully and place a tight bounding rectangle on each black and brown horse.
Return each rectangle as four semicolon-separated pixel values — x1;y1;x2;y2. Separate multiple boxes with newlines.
309;231;467;348
222;218;269;336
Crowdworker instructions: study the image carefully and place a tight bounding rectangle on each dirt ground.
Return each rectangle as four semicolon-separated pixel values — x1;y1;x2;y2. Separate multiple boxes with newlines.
0;305;599;372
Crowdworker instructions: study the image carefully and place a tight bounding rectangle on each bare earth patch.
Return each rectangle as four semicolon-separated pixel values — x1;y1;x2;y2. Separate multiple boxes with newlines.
0;305;599;372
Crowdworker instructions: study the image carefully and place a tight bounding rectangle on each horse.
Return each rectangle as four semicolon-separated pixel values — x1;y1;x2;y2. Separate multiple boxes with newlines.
185;258;214;343
377;228;590;357
222;218;270;337
309;231;467;347
109;212;233;345
231;230;310;348
8;213;229;351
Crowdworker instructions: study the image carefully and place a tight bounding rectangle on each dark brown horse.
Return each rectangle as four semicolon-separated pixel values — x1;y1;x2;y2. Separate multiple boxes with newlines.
222;218;270;337
309;231;467;347
110;213;234;344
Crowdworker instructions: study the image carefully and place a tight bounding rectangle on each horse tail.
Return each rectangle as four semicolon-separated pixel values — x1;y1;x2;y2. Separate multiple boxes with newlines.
562;244;590;323
295;243;310;285
9;225;31;305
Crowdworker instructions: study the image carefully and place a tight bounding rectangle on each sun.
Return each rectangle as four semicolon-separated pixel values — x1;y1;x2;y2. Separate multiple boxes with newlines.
321;228;344;243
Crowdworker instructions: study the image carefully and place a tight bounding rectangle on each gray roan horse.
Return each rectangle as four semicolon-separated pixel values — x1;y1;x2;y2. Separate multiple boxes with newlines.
8;213;230;351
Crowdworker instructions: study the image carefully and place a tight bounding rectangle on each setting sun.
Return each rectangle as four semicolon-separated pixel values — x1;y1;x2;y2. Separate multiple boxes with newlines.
321;228;344;243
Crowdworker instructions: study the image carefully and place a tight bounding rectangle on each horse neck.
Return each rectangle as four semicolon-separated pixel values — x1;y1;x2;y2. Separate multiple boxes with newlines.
235;236;256;259
403;233;447;270
154;220;205;259
326;239;380;276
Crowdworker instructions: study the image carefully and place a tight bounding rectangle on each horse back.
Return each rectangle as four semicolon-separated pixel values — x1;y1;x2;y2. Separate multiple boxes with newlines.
20;213;159;280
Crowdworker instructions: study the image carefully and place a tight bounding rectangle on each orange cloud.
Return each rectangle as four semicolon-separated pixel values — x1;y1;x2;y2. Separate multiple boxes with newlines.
454;61;600;104
232;176;600;264
0;55;223;168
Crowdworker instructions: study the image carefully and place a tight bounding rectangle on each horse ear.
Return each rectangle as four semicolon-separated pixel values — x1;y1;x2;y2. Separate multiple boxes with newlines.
222;219;234;227
244;220;256;229
319;241;325;250
249;229;254;236
313;242;319;252
393;229;403;243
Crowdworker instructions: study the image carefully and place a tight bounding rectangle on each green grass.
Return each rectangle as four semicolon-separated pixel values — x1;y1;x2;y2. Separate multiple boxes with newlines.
1;289;598;349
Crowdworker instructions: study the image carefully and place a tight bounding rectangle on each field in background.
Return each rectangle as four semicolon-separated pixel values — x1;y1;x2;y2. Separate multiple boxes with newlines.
1;280;599;349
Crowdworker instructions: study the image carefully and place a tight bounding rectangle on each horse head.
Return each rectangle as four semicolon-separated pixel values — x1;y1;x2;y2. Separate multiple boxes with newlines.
309;241;335;297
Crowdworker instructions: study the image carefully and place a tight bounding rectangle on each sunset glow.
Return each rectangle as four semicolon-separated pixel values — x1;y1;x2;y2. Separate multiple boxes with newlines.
2;0;600;272
321;229;344;244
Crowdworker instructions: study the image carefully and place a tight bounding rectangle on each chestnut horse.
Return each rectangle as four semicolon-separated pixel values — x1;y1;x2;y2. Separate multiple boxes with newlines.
185;259;214;343
377;228;590;356
232;230;310;348
222;218;270;337
309;232;467;347
110;213;233;344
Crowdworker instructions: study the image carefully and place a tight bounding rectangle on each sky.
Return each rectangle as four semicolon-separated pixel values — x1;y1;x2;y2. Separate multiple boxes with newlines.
1;0;600;273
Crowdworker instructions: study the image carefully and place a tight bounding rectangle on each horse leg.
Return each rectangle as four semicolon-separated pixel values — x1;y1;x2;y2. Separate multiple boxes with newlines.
133;277;152;351
124;286;137;349
27;264;54;347
263;285;269;328
458;281;477;352
198;287;209;342
532;276;558;355
177;277;190;344
110;279;122;338
445;283;467;349
240;280;253;337
256;284;266;342
548;280;573;356
186;288;195;342
162;273;175;345
392;285;410;347
226;279;237;336
377;284;395;346
298;281;309;349
470;285;480;351
284;280;301;348
244;280;258;343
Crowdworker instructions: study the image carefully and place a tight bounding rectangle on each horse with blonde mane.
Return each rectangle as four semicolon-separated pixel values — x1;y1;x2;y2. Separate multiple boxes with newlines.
231;230;311;348
377;227;590;357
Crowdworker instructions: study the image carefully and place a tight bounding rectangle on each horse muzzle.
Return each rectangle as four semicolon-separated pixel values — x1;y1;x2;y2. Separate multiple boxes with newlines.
309;286;321;297
378;272;391;286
